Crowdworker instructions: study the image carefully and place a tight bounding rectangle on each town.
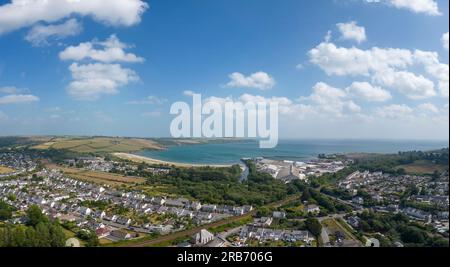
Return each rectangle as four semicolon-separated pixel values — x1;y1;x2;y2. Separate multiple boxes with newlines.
0;149;449;248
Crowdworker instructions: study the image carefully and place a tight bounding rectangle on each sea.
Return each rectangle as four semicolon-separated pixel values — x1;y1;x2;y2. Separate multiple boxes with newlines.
136;139;449;165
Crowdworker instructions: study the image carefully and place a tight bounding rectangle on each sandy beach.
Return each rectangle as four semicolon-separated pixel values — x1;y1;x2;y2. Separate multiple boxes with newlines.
112;153;232;168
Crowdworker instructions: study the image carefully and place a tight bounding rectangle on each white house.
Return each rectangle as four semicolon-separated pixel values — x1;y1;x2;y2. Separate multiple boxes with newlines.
192;229;214;245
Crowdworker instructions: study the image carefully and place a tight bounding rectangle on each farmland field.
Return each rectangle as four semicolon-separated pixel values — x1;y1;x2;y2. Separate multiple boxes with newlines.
47;164;146;186
395;160;449;175
31;137;164;153
0;166;15;174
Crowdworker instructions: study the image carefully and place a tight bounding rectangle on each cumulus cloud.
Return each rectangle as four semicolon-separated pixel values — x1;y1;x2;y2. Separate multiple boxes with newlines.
308;42;448;99
0;0;149;35
336;21;367;43
442;32;449;51
365;0;441;16
376;104;414;119
67;63;139;100
373;69;436;99
183;90;196;97
346;82;392;102
25;18;82;46
59;34;144;63
414;50;449;97
308;42;413;76
0;86;25;94
388;0;441;16
418;102;439;114
0;94;39;104
305;82;362;115
225;72;276;90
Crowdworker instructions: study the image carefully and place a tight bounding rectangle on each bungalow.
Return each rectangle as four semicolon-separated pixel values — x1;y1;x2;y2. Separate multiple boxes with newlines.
188;201;202;211
272;211;286;219
403;207;432;223
347;216;360;228
57;213;77;222
352;197;364;205
165;199;185;208
78;207;92;216
242;205;253;213
201;204;217;213
152;197;166;205
115;216;132;226
191;229;214;245
110;230;131;240
233;207;245;216
95;227;111;238
306;205;320;214
253;217;273;227
93;210;106;219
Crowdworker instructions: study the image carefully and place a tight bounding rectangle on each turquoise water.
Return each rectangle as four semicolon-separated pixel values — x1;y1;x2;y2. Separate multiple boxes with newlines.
136;139;449;165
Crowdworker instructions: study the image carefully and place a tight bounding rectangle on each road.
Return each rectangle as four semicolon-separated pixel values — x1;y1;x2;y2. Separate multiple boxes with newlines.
239;160;249;182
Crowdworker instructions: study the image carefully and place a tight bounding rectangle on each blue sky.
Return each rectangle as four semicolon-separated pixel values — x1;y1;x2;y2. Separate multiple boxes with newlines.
0;0;448;140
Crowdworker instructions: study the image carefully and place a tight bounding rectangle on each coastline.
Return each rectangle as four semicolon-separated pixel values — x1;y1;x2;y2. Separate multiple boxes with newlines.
112;153;233;168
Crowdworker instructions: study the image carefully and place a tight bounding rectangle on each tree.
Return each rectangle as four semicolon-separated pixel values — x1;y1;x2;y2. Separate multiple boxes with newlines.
305;218;322;238
48;224;66;247
0;201;13;221
77;230;99;247
26;205;48;227
399;226;425;244
301;188;311;202
256;207;270;217
35;222;51;247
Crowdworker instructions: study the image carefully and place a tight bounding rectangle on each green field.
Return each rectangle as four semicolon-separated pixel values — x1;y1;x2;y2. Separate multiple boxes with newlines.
31;137;164;153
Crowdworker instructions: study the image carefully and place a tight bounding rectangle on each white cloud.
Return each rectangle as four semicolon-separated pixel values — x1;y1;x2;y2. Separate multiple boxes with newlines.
25;18;82;46
0;0;149;35
346;82;392;102
304;82;362;116
414;50;449;97
308;42;412;76
337;21;367;43
373;69;436;99
59;34;144;63
376;104;414;119
67;63;139;100
365;0;441;16
0;94;39;104
0;86;24;94
183;90;196;97
127;96;167;105
225;72;276;90
418;102;439;114
442;32;449;51
388;0;441;16
308;42;448;99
